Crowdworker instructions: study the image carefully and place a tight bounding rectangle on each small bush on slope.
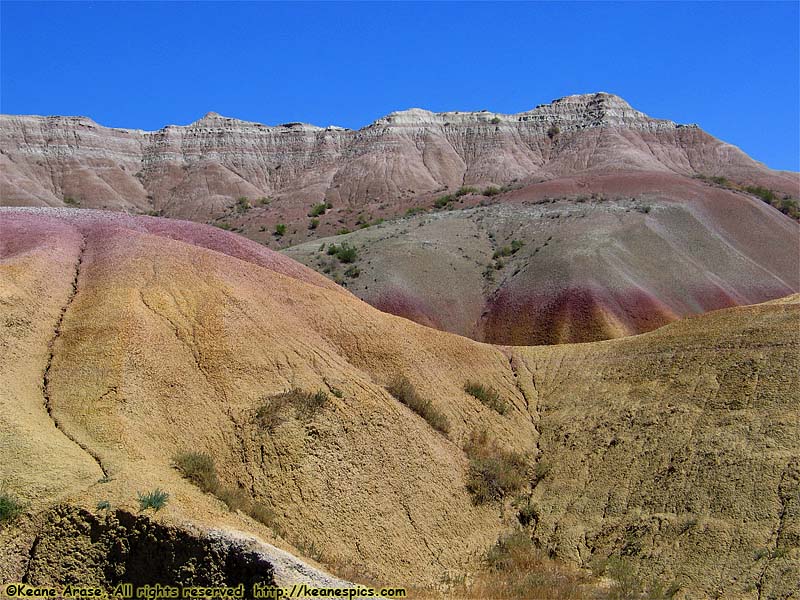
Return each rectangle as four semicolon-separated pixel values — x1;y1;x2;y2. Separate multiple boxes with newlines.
464;430;528;504
173;451;219;493
256;388;329;432
464;381;508;415
0;490;23;524
137;488;169;512
172;450;281;533
386;376;450;435
412;530;593;599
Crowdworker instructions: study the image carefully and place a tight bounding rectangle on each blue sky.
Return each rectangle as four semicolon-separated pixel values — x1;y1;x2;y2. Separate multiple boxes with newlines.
1;1;798;171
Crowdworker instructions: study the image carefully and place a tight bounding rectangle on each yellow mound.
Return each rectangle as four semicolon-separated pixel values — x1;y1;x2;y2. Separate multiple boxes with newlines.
1;210;798;598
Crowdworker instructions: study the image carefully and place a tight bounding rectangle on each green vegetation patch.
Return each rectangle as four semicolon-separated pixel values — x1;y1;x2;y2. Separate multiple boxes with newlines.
387;376;450;435
326;242;358;263
465;381;508;415
137;488;169;512
0;491;23;524
464;430;528;504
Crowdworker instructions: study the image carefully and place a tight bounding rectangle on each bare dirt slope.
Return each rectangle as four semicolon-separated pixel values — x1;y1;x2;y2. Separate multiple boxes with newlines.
1;208;798;598
285;175;799;344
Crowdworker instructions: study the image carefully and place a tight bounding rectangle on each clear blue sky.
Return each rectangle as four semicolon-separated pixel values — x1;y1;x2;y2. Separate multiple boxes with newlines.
1;1;798;171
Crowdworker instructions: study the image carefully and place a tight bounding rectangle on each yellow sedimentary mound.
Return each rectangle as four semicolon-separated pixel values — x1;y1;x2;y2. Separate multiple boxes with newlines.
0;209;797;598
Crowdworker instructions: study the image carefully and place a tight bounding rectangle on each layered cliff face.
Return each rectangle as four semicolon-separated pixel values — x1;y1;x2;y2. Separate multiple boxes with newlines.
2;93;797;223
2;93;798;346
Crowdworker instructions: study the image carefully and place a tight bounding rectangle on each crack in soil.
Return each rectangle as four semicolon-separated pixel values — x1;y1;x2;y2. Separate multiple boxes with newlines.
41;235;108;478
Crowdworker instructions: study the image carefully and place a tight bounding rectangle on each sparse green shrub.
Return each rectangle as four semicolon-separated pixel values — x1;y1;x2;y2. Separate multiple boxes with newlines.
96;500;111;511
173;451;219;493
547;125;560;139
0;491;23;524
605;556;643;600
274;223;287;237
308;203;327;217
753;547;770;561
490;117;501;125
248;501;282;533
465;381;508;415
256;389;329;431
344;265;360;278
532;460;552;483
779;198;800;219
405;207;426;216
215;486;249;513
235;197;251;213
387;376;450;434
330;386;344;398
171;449;282;532
455;186;478;198
63;196;80;207
336;228;351;235
309;218;319;230
456;529;592;599
485;531;534;572
515;498;539;526
464;430;528;504
492;240;524;259
434;194;454;209
137;488;169;512
326;242;358;263
258;197;272;206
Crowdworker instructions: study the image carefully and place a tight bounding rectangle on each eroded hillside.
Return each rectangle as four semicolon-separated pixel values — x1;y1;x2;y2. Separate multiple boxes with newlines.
1;208;798;598
285;175;799;344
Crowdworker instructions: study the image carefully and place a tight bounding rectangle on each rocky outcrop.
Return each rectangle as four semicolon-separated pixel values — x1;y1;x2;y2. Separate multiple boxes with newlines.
3;93;796;223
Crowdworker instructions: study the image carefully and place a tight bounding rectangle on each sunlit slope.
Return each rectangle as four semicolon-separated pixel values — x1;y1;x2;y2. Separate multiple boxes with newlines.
1;208;797;597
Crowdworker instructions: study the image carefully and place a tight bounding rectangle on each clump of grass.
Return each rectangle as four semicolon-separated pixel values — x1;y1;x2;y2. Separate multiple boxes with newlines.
387;376;450;434
308;218;319;229
235;197;251;213
695;175;799;220
434;194;454;208
429;530;592;599
308;202;327;217
274;223;287;237
465;381;508;415
63;196;81;207
256;388;329;431
454;186;478;198
405;207;426;216
137;488;169;512
0;490;23;524
326;242;358;263
173;451;219;493
464;430;528;504
344;265;360;278
492;240;524;259
172;451;282;533
483;186;501;197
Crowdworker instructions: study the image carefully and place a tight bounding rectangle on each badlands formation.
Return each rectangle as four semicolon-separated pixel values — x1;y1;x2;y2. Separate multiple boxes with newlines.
0;208;798;598
0;93;799;597
1;93;798;344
